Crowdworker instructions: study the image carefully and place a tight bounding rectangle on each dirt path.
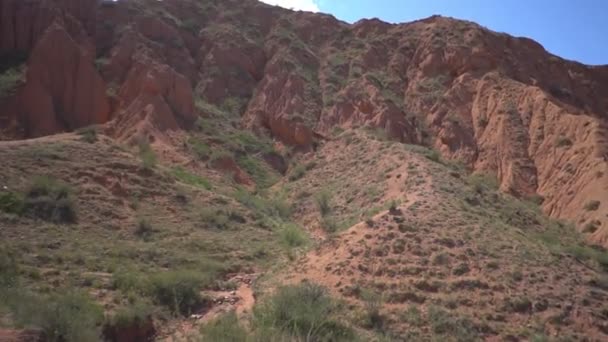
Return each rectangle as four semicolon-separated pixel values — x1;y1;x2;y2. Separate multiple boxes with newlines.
160;274;257;341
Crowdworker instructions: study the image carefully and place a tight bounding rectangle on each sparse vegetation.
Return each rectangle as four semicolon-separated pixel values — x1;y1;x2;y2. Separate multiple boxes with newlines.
0;65;25;99
171;167;212;190
76;126;99;143
200;311;248;342
1;289;103;342
280;223;307;249
138;140;157;170
22;176;77;223
148;270;210;316
315;190;332;216
253;283;354;341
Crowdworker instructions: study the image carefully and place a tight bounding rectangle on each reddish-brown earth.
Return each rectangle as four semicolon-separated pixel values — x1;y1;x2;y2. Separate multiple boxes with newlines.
1;1;608;340
1;0;605;244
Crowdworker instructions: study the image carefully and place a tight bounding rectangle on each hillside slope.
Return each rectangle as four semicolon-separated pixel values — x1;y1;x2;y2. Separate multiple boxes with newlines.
1;0;606;245
0;0;608;340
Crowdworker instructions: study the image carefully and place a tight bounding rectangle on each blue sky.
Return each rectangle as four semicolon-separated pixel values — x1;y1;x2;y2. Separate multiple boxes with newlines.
260;0;607;65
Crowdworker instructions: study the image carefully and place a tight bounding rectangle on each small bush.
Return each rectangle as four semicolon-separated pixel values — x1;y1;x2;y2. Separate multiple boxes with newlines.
4;290;103;342
288;164;307;181
112;269;148;294
428;306;477;340
200;208;230;229
321;216;338;233
467;173;499;194
76;126;98;143
200;311;248;342
109;299;155;328
138;141;157;170
280;223;307;249
361;290;384;330
584;200;600;211
315;191;332;217
237;156;279;189
425;150;442;163
189;138;211;160
253;283;354;341
0;66;25;99
135;219;157;239
149;271;209;316
0;191;24;215
23;176;77;223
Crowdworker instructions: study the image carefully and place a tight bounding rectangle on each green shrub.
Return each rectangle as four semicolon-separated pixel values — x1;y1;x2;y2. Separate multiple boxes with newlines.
5;290;103;342
237;156;279;189
200;208;230;229
584;200;600;211
76;126;98;143
467;173;499;194
0;191;24;215
135;219;157;239
425;150;442;163
109;299;155;328
171;167;212;190
189;138;211;160
253;283;354;341
280;223;307;249
0;66;25;99
149;271;209;316
200;311;248;342
23;176;77;223
361;290;384;330
288;164;307;181
233;188;291;220
315;191;332;217
138;141;157;170
321;216;338;233
230;131;274;154
112;269;148;294
428;305;477;341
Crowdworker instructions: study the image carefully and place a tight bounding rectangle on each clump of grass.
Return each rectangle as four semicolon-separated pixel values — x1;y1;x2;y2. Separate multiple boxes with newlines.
135;219;157;240
315;190;332;217
0;191;24;215
23;176;77;223
280;223;307;249
253;283;354;341
2;289;103;342
200;208;230;229
148;270;211;316
237;156;279;189
360;290;384;330
428;305;477;340
188;138;210;160
171;167;212;190
288;164;307;181
108;299;155;329
200;311;248;342
0;65;25;99
467;173;499;194
138;140;157;170
76;126;99;143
